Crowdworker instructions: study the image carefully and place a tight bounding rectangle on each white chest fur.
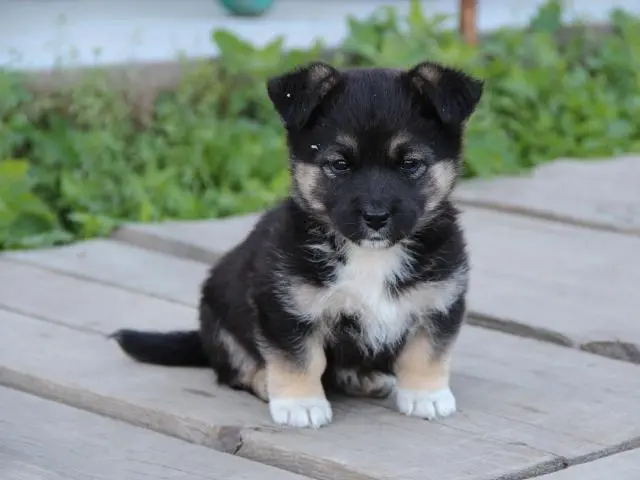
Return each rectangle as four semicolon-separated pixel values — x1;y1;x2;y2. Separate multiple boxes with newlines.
283;243;466;352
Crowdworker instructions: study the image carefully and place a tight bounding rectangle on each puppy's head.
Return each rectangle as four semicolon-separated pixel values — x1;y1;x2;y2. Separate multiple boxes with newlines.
267;61;483;248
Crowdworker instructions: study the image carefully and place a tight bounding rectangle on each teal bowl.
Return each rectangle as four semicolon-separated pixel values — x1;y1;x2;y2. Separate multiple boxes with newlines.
221;0;274;16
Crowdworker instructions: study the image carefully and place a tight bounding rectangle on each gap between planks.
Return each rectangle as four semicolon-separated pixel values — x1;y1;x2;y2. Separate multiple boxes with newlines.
2;301;640;480
4;342;639;480
110;220;640;367
0;253;578;356
534;447;640;479
454;155;640;238
453;199;640;237
7;215;640;365
0;311;560;480
0;386;312;480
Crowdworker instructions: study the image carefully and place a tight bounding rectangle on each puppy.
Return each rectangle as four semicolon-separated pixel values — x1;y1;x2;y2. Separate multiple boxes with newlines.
112;60;483;428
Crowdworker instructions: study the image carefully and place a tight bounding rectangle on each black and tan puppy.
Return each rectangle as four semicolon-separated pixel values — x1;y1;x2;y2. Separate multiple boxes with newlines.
113;60;483;428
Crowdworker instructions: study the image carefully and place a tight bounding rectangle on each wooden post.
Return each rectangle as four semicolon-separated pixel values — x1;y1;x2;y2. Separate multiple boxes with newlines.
459;0;478;45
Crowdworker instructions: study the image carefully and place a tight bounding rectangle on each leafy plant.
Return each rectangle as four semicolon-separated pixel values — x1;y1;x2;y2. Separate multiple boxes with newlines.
1;0;640;251
0;159;73;248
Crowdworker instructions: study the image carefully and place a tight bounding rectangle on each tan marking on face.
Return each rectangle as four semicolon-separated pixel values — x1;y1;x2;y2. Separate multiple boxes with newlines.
388;131;412;158
394;329;453;392
335;134;358;152
293;162;324;212
425;161;457;211
432;161;456;191
265;338;327;399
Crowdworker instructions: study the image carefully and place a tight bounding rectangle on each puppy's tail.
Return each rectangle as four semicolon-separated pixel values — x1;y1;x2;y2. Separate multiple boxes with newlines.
110;329;209;367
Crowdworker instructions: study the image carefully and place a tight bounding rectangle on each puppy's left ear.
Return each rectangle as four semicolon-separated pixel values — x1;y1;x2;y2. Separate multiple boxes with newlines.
404;62;483;127
267;62;341;130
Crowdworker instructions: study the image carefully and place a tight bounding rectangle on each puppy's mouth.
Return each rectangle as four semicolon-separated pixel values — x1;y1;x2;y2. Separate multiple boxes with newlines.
356;228;395;249
358;237;393;249
329;209;417;249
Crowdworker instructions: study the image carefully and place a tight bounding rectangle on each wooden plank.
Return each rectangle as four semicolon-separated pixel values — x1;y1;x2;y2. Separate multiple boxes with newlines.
536;449;640;479
110;156;640;264
3;239;209;305
455;156;640;236
0;258;197;335
0;387;310;480
463;207;640;362
7;204;640;363
0;308;553;480
2;308;640;480
112;213;263;262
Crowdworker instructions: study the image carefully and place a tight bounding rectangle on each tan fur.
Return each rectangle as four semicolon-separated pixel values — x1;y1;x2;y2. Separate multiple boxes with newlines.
307;63;339;98
431;161;456;192
215;329;266;398
335;134;358;151
250;368;269;402
293;162;324;212
265;337;327;399
389;131;435;165
414;63;442;86
394;329;451;392
425;161;456;211
388;131;411;158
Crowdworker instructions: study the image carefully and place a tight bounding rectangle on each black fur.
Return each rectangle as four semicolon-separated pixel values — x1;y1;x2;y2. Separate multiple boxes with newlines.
113;60;483;423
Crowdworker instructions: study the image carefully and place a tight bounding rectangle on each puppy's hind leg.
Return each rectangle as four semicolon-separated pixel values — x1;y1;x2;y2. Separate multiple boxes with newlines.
202;321;268;402
331;368;395;398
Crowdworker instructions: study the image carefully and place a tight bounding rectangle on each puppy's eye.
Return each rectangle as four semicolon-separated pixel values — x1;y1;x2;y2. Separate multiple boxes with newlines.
327;159;351;174
399;158;423;174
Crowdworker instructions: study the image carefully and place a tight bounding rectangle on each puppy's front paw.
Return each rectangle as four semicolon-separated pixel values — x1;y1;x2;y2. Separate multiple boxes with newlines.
395;387;456;420
269;397;332;428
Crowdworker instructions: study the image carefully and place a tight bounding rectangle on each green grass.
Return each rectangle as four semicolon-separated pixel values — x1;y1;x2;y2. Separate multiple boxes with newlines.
2;0;640;250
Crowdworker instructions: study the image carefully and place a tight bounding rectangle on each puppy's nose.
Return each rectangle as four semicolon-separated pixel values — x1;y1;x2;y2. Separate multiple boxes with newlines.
362;207;390;231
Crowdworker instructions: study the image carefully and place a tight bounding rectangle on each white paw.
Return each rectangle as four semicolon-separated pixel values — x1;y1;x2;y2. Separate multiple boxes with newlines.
395;387;457;420
269;397;333;428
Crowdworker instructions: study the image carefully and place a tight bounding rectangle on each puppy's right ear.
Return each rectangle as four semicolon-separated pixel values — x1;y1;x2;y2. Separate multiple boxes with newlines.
404;61;483;127
267;62;341;130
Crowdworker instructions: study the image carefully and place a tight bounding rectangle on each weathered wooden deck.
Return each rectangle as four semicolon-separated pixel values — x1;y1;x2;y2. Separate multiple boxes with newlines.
1;155;639;480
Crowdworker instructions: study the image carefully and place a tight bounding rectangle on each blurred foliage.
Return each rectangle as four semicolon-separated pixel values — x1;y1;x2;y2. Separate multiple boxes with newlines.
2;0;640;250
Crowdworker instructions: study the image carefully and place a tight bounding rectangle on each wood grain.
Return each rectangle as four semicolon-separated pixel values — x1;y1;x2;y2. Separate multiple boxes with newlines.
112;213;263;263
0;387;310;480
6;204;640;363
0;258;197;335
455;156;640;236
3;239;209;306
2;306;640;480
462;206;640;362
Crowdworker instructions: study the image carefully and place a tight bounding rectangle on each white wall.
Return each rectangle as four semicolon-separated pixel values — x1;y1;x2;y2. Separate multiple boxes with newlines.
2;0;640;71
